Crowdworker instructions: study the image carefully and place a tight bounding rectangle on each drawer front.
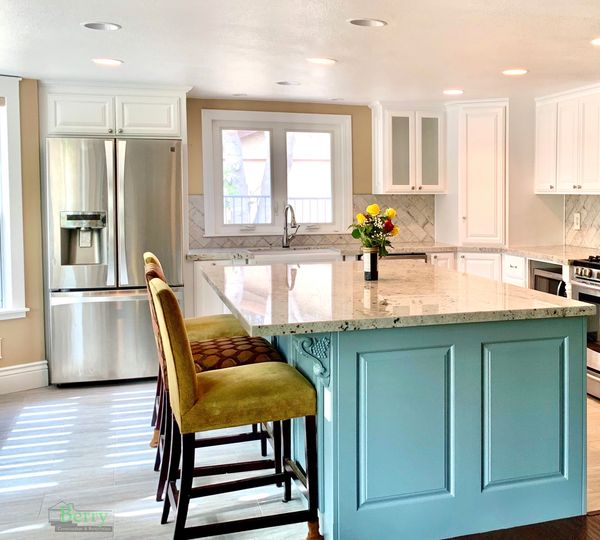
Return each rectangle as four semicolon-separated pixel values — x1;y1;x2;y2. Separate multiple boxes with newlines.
503;254;526;283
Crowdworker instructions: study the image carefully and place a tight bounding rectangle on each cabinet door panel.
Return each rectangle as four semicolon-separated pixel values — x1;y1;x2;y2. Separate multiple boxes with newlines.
430;252;455;270
384;111;414;192
534;102;557;193
416;112;445;192
115;95;181;136
457;253;501;281
556;98;580;192
460;107;505;245
48;94;115;135
580;94;600;192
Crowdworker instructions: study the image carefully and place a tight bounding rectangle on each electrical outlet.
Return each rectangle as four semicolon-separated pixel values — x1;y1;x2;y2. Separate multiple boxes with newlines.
574;212;581;231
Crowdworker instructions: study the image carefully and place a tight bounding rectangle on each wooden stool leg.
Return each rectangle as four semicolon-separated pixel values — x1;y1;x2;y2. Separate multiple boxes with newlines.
161;413;181;524
305;415;322;540
156;404;172;501
153;382;165;471
260;423;268;457
282;419;292;502
174;432;195;538
151;369;162;427
273;421;282;487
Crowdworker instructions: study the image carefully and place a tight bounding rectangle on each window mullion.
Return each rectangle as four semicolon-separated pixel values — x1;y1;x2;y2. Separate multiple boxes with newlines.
271;126;287;231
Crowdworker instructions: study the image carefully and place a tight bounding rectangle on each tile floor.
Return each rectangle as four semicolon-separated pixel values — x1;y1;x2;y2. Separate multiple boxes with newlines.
0;380;307;539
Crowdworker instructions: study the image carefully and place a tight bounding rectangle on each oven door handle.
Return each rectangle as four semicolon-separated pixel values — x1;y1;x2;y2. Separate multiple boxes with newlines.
557;281;567;297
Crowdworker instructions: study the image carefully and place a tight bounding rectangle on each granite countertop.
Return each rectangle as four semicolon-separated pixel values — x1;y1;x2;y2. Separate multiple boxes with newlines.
198;259;593;337
188;243;599;265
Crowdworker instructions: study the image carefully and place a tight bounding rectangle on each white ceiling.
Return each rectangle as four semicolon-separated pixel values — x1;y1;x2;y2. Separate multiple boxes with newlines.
2;0;600;104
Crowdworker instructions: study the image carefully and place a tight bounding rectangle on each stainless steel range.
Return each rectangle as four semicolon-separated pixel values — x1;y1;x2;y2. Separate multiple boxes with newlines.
571;256;600;398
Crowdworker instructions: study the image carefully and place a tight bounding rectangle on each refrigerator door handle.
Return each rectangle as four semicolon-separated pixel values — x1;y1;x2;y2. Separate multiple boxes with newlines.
51;289;151;305
105;140;117;287
116;139;129;285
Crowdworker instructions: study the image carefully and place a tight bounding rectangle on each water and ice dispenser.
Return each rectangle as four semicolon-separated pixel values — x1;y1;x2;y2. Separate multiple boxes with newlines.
60;211;106;266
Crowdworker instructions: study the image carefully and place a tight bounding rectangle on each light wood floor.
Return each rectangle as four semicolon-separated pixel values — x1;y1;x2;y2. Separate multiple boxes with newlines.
0;380;307;539
589;396;600;512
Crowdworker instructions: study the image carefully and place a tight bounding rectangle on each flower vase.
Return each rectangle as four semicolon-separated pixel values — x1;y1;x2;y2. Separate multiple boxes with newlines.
362;247;379;281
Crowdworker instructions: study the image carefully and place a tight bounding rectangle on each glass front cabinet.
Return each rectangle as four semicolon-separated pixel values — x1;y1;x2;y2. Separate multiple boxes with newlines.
372;103;445;193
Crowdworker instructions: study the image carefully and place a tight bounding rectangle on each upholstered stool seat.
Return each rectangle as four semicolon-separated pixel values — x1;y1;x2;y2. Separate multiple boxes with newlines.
179;363;316;434
184;313;246;343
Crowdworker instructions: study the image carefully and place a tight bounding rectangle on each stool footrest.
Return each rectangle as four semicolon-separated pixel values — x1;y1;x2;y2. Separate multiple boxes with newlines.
285;458;307;488
191;459;275;477
190;472;287;498
180;510;314;539
194;431;266;448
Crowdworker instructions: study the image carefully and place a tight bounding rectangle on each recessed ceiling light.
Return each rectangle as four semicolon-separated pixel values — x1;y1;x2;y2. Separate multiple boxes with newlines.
276;81;301;86
591;38;600;46
306;57;337;65
502;68;528;76
92;58;124;66
348;18;388;27
443;89;464;96
83;22;121;31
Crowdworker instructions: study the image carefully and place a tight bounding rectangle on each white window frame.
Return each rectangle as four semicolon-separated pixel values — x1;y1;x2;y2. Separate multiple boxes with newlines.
202;109;352;236
0;76;28;319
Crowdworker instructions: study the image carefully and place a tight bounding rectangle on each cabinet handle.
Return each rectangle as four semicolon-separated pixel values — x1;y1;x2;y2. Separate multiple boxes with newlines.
118;128;123;134
108;129;114;134
509;264;517;269
460;255;465;258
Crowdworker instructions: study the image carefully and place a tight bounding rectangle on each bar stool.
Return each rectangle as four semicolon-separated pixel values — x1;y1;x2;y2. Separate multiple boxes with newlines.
144;254;283;501
149;277;321;540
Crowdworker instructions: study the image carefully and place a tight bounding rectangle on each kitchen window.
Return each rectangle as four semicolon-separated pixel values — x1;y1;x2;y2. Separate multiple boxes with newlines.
0;76;27;319
202;110;352;236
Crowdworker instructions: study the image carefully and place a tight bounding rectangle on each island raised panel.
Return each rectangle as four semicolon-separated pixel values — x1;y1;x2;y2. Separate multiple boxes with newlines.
482;338;567;490
357;346;454;507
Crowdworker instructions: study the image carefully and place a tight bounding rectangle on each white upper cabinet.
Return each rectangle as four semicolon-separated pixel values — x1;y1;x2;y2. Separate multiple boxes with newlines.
459;105;505;245
115;95;180;136
535;85;600;194
534;102;557;193
45;87;185;138
579;93;600;193
372;103;445;194
48;94;115;135
556;98;580;192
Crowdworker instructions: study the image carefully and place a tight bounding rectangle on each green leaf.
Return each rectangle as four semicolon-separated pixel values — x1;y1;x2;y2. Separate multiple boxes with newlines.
351;229;361;239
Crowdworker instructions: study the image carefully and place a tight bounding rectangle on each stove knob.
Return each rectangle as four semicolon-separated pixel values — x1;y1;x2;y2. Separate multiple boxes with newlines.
575;267;581;276
586;268;593;278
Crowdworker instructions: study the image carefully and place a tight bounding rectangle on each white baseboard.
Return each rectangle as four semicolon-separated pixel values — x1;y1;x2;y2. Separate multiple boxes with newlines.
0;360;48;394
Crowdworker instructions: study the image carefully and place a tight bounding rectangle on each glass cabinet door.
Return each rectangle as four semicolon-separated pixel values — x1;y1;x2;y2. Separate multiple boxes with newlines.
416;112;444;192
386;111;414;191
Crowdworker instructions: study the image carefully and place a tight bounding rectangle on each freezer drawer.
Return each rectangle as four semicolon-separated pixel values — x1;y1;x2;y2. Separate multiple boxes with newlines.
48;288;182;384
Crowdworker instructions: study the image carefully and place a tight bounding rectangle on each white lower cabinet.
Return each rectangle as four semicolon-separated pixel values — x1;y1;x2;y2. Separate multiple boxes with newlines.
502;254;527;287
457;252;501;281
428;252;455;270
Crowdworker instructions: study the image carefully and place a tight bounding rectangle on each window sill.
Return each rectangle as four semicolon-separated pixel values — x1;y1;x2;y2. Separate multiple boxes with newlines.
0;307;30;321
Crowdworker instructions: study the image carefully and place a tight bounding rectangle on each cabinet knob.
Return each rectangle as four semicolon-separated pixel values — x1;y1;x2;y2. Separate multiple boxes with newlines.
462;216;467;220
108;129;114;134
460;255;465;258
578;185;582;189
573;184;577;189
433;255;438;259
118;128;123;134
411;186;415;190
549;185;554;189
418;186;422;190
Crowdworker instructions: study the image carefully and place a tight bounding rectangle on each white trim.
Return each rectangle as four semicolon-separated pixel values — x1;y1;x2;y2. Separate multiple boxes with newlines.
0;307;29;320
0;76;27;313
202;109;352;237
0;361;48;394
536;82;600;104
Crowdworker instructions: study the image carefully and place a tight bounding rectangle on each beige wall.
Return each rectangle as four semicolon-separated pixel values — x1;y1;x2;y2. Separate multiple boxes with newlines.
0;79;45;367
187;98;372;195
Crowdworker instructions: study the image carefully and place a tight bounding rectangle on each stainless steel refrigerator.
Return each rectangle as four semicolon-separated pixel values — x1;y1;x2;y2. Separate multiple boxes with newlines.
44;138;183;383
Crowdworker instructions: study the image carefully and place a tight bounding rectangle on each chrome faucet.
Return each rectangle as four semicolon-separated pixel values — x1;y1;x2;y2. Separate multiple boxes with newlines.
282;204;300;248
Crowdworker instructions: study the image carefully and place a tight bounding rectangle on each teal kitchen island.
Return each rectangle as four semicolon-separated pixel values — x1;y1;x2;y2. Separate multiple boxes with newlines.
198;259;594;540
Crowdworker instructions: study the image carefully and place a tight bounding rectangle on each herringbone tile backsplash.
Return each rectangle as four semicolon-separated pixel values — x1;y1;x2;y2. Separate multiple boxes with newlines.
565;195;600;247
188;195;435;249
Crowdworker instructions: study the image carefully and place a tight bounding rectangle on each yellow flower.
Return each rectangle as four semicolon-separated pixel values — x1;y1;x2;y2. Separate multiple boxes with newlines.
356;213;366;225
385;207;397;219
390;226;399;237
366;203;380;216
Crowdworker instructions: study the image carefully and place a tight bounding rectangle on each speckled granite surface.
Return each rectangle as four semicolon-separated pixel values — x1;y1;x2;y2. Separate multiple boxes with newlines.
197;260;593;336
